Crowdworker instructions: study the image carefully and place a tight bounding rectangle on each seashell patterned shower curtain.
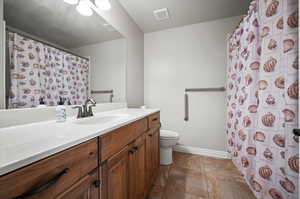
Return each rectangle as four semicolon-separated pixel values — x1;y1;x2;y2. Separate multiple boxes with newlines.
8;32;90;108
226;0;298;198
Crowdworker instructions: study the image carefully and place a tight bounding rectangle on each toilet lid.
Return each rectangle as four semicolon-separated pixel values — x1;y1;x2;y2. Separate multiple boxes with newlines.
160;130;179;139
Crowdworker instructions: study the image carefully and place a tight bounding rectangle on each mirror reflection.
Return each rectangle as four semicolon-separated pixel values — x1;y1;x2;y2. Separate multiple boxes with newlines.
4;0;126;109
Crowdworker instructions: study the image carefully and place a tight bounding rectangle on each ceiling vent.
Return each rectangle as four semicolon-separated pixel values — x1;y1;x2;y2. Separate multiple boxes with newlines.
153;8;170;21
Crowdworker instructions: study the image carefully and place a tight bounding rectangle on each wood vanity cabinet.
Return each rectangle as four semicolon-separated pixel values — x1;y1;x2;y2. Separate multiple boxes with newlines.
0;138;99;199
100;112;161;199
0;112;160;199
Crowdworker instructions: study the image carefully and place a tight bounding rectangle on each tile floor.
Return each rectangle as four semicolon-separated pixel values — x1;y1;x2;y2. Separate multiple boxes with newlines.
148;152;256;199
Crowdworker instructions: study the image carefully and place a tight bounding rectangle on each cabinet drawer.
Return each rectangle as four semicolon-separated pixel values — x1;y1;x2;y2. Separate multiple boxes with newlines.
100;118;147;162
0;139;98;199
148;112;160;129
56;169;99;199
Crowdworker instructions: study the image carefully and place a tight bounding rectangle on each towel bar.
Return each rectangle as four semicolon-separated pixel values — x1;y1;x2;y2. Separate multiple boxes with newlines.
184;87;225;121
91;90;114;103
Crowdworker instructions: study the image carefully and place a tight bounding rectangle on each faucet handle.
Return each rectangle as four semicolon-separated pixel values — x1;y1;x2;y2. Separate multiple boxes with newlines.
88;104;96;117
85;98;96;105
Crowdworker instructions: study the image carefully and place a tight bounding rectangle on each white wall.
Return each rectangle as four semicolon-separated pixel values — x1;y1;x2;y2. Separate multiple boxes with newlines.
91;0;144;107
73;39;126;103
144;16;240;151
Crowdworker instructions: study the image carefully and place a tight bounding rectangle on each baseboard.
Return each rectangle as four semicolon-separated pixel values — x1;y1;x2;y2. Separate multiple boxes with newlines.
173;145;229;159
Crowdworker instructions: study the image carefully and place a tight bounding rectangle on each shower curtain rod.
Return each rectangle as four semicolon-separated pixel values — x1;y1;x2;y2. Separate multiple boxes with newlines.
6;27;90;61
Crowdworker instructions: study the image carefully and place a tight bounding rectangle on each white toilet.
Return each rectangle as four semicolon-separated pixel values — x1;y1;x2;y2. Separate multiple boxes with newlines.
160;130;179;165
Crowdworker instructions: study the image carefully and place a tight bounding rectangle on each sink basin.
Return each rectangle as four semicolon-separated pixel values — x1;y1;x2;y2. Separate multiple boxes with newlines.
74;115;125;125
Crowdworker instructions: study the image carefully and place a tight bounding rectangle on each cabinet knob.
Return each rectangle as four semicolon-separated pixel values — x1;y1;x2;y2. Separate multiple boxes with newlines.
93;180;101;188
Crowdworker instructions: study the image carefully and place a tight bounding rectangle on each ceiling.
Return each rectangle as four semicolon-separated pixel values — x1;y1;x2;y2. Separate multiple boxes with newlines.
118;0;251;33
4;0;123;49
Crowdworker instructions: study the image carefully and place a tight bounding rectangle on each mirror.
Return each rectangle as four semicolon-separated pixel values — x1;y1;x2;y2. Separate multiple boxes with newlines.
3;0;126;109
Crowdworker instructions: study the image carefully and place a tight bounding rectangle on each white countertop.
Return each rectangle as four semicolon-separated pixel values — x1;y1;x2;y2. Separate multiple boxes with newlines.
0;108;159;176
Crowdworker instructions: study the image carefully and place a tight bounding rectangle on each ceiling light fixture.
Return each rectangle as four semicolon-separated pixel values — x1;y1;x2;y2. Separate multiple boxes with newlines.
95;0;111;11
63;0;79;5
76;0;93;16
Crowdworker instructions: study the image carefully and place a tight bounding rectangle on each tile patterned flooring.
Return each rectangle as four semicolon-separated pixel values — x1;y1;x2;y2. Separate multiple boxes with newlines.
148;152;256;199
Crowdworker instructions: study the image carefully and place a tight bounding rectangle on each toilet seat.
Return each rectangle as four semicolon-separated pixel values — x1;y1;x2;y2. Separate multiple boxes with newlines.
160;130;179;139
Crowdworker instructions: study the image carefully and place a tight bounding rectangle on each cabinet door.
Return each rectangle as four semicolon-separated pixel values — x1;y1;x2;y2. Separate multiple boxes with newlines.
56;169;99;199
129;135;146;199
145;129;160;192
135;136;146;199
102;146;130;199
145;131;153;191
152;130;160;176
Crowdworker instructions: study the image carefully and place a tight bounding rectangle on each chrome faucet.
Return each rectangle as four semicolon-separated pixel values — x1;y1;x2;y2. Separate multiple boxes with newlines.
73;98;96;118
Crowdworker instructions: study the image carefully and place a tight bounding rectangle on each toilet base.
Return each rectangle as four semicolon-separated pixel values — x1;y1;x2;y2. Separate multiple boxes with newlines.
160;147;173;165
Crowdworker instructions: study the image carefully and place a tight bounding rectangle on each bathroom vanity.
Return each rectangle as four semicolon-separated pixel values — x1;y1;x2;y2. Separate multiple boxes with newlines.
0;109;160;199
